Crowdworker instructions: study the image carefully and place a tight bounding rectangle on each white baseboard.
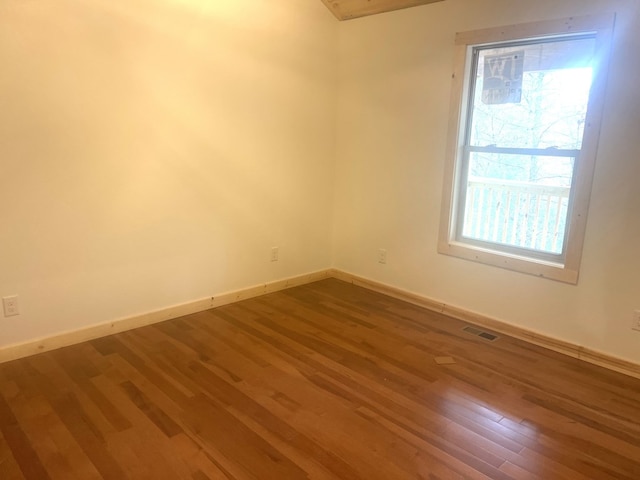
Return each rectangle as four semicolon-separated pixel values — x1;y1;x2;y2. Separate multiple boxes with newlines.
0;269;332;364
330;269;640;380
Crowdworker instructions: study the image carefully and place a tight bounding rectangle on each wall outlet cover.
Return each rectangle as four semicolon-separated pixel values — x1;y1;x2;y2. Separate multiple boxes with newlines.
3;296;20;317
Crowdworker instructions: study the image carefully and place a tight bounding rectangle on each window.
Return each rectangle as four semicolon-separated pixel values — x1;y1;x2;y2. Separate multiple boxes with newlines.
438;15;615;284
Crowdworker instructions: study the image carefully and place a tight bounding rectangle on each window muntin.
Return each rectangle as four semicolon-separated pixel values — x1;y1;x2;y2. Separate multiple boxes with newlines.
438;15;614;283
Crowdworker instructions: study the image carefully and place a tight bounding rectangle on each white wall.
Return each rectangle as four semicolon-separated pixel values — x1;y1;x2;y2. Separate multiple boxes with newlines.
2;0;639;367
333;0;640;364
0;0;337;347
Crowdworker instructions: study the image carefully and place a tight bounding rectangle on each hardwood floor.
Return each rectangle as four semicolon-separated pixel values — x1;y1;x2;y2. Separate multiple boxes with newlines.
1;278;639;479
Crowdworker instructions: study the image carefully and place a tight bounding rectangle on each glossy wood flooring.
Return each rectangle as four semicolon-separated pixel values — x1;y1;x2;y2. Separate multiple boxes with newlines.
1;279;640;479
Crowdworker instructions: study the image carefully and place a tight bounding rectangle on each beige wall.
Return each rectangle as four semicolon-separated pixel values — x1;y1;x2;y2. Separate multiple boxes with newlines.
2;0;639;366
0;0;337;347
333;0;640;364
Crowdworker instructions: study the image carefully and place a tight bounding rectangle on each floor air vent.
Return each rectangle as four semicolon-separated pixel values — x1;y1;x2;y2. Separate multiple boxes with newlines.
463;326;498;341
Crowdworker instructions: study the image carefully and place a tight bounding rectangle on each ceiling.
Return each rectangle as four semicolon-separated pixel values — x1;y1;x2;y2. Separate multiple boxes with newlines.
321;0;444;21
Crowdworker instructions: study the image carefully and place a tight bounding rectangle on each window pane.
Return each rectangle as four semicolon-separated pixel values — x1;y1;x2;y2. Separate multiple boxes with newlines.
469;37;595;150
461;152;574;255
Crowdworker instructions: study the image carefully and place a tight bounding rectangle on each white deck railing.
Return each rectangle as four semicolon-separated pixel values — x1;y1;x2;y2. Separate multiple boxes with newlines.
463;178;570;254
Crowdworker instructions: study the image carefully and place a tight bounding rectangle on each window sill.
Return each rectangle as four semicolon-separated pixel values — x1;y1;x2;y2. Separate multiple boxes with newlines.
437;240;579;284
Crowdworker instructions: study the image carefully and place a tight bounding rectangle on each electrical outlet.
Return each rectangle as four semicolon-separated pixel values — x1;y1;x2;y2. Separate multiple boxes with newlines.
270;246;279;262
3;295;19;317
378;249;387;264
632;310;640;332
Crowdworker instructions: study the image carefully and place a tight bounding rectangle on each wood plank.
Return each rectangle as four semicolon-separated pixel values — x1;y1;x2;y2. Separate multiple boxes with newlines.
1;279;639;479
0;391;51;479
320;0;444;21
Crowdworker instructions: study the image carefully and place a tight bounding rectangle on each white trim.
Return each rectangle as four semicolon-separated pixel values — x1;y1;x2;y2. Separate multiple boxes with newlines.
0;270;332;364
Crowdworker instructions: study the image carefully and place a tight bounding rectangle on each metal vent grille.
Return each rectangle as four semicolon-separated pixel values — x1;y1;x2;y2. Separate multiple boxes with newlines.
463;326;498;341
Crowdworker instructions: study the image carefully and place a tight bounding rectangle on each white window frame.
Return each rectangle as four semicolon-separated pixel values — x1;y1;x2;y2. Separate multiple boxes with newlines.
438;14;615;284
